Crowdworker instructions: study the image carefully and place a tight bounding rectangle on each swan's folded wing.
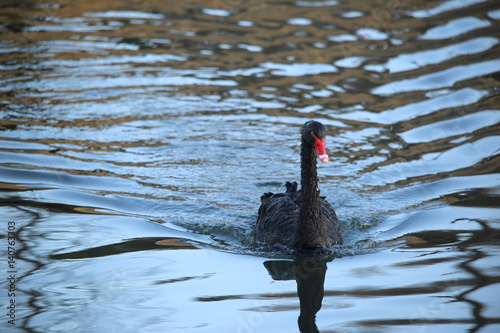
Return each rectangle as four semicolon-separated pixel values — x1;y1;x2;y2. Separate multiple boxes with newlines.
321;199;343;245
254;193;299;247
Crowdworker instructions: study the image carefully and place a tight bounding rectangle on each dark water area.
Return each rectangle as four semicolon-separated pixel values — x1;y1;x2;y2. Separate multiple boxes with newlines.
1;0;500;332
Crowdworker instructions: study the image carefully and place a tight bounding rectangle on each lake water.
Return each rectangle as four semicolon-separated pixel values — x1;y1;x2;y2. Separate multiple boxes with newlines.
1;0;500;332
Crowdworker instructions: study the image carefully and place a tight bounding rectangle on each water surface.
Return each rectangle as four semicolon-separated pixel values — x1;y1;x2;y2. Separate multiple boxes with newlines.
1;0;500;332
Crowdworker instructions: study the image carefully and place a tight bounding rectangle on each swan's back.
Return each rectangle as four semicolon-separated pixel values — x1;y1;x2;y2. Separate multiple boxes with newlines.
254;182;342;248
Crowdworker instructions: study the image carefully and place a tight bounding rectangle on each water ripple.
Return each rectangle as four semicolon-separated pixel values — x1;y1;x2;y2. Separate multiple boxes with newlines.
1;0;499;331
372;59;500;96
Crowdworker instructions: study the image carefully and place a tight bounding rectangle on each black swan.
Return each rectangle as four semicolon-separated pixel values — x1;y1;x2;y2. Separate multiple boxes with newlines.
254;120;343;249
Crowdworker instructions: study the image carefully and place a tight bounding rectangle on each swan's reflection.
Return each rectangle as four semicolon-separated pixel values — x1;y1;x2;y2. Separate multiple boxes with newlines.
263;256;329;333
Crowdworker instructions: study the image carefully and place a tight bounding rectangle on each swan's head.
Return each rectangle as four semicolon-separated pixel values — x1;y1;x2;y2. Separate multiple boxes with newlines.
302;120;329;164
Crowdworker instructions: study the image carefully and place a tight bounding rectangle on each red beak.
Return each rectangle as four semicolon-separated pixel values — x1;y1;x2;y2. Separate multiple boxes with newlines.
312;132;329;164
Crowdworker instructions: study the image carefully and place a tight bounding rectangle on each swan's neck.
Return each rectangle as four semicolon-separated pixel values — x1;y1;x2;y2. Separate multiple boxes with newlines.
295;138;326;248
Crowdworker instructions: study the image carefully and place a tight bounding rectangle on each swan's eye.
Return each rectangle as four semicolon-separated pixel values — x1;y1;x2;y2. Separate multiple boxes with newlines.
311;132;324;142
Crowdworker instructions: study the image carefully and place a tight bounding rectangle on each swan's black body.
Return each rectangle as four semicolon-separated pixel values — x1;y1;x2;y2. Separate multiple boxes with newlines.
254;121;342;249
